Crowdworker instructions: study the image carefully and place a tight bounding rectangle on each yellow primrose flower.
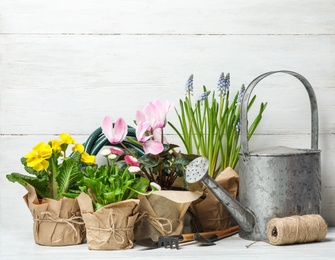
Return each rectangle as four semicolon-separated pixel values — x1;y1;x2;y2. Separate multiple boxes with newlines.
81;152;96;165
51;139;62;153
59;133;75;145
24;142;52;171
72;143;84;154
26;157;49;172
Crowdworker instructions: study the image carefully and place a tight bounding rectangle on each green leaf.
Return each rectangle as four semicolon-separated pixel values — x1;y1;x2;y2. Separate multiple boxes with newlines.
62;192;80;199
163;143;179;152
114;188;122;196
69;151;81;162
103;191;116;203
83;165;98;178
173;157;190;166
138;154;159;168
126;177;150;199
6;173;50;198
174;164;186;177
57;157;83;199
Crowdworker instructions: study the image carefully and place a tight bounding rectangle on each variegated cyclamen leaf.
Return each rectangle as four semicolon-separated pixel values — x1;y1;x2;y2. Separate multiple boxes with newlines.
173;157;190;166
138;154;159;168
174;164;185;177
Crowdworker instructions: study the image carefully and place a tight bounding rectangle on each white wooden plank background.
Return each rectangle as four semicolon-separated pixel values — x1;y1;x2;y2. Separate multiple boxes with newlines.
1;0;335;247
1;0;334;35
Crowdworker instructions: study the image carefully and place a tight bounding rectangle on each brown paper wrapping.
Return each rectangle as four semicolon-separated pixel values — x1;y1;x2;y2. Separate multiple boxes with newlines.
77;192;139;250
189;167;239;232
134;190;202;241
23;184;85;246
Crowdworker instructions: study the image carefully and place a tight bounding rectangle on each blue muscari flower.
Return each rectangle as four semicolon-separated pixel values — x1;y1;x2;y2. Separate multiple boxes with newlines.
217;72;230;95
197;91;211;104
236;84;246;106
185;74;194;95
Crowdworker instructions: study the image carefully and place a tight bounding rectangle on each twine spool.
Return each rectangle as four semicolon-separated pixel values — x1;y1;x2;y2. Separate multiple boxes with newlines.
266;214;327;246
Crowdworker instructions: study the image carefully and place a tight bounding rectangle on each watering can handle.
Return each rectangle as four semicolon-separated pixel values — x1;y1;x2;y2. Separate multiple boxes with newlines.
240;70;319;156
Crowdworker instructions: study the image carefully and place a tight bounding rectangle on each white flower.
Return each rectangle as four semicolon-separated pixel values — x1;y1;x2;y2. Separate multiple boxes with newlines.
128;166;141;173
108;153;117;160
150;182;161;191
100;149;111;156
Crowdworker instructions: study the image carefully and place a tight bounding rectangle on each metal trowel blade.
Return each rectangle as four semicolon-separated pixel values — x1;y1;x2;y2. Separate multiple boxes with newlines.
135;238;159;249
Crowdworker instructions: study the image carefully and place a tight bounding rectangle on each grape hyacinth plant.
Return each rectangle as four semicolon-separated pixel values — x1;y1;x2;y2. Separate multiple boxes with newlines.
169;73;267;179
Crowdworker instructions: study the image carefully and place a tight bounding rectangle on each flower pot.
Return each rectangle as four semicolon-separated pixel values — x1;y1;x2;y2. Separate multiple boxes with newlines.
189;167;239;232
77;192;139;250
24;184;85;246
134;190;202;241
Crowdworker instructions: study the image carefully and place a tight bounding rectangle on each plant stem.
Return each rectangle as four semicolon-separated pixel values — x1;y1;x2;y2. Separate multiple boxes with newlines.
120;142;136;157
48;155;59;199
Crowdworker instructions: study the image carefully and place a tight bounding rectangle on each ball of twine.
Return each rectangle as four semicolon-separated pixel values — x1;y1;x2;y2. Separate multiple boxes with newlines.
266;214;327;246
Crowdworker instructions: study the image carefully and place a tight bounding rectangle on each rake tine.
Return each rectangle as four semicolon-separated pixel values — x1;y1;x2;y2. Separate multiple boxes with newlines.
158;235;181;249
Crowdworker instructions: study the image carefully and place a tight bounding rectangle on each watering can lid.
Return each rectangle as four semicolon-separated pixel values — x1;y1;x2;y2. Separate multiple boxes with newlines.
242;146;320;157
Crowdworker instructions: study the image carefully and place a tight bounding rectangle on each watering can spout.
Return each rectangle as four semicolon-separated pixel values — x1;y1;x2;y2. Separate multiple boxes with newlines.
185;157;255;233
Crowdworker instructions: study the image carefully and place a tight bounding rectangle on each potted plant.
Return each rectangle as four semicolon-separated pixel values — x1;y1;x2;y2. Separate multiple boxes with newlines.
100;101;202;242
73;148;159;250
6;133;96;246
169;73;267;232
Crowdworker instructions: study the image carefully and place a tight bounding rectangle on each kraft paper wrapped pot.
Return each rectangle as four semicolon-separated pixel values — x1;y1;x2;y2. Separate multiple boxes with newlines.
77;192;139;250
24;184;85;246
134;190;202;241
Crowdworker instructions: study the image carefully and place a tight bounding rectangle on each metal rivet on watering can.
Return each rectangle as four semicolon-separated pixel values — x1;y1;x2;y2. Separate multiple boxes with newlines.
186;71;321;242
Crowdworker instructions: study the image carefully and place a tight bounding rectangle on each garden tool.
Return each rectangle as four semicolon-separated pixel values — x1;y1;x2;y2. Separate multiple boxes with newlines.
193;226;240;246
135;225;239;249
185;70;321;241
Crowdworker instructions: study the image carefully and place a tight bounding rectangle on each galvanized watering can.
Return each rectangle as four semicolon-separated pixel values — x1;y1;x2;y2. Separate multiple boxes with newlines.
185;70;321;241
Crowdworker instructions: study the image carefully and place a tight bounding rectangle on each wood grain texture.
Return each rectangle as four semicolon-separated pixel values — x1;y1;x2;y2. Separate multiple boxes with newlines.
1;0;334;34
1;0;335;241
1;35;334;135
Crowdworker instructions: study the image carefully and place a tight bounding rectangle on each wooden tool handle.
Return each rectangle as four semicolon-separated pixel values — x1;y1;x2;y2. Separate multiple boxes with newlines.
180;233;197;242
180;225;239;242
211;225;239;240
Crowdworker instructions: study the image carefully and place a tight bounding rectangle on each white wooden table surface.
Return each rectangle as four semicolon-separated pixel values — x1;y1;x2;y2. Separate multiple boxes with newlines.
1;227;334;259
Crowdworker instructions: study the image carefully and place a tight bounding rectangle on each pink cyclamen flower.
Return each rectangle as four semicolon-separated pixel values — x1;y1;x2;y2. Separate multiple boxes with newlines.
125;155;140;167
153;128;167;144
110;147;124;156
135;121;152;143
142;140;164;155
136;100;173;130
102;116;127;144
135;121;164;155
